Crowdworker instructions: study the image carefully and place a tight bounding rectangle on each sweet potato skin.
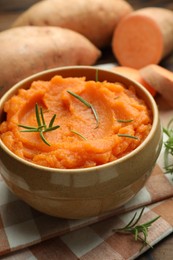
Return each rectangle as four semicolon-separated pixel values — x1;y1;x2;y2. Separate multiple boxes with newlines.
112;66;156;96
12;0;133;48
0;26;101;97
140;64;173;107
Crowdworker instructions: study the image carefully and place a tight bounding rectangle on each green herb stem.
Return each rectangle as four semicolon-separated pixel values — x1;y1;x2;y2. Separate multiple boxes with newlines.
113;207;160;251
18;103;60;146
163;118;173;174
117;119;133;123
70;130;87;140
67;90;99;128
118;133;138;140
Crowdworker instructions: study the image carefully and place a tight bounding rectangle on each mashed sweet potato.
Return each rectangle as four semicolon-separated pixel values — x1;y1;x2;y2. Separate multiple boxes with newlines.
0;75;152;169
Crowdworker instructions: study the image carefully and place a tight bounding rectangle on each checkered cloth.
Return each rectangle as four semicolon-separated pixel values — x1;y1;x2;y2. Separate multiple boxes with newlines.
0;160;173;259
3;199;172;260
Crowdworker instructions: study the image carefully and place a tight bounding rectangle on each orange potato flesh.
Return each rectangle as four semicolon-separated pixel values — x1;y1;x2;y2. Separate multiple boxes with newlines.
112;8;173;69
0;76;152;169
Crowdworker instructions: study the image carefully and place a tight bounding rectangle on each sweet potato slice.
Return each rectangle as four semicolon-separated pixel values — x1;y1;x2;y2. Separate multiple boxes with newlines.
112;8;173;69
0;26;101;97
140;64;173;106
12;0;133;48
112;66;156;96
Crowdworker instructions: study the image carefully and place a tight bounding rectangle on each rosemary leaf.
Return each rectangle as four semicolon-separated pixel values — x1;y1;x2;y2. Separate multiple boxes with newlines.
35;103;42;127
118;134;138;140
117;119;133;123
67;90;91;107
18;125;38;130
20;129;41;133
49;114;57;128
40;131;50;146
40;107;46;129
44;125;60;132
67;90;99;128
91;105;99;128
129;207;145;228
71;130;87;140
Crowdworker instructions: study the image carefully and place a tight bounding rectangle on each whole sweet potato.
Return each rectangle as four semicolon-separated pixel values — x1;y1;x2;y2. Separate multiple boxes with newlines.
0;26;101;97
12;0;133;48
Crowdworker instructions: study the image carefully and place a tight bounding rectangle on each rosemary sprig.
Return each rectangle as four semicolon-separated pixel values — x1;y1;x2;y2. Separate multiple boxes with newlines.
163;118;173;174
118;133;138;140
18;103;60;146
71;130;87;140
113;207;160;251
67;90;99;128
117;119;133;123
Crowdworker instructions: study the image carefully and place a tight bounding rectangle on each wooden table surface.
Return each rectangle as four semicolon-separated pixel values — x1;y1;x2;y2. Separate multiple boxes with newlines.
0;1;173;259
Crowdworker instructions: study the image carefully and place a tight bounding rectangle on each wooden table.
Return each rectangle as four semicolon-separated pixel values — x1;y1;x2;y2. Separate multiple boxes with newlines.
0;1;173;259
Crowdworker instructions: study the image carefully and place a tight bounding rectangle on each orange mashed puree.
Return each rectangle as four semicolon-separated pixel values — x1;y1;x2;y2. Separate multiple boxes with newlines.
0;76;152;169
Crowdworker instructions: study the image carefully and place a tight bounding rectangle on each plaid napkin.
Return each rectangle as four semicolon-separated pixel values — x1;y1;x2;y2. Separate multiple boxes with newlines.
2;199;172;260
0;161;173;259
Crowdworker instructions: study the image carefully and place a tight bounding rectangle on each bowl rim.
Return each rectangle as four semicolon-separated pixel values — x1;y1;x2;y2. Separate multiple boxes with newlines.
0;65;160;174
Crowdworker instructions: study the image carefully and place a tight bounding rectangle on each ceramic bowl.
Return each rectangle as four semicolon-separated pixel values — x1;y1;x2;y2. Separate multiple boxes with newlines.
0;66;162;219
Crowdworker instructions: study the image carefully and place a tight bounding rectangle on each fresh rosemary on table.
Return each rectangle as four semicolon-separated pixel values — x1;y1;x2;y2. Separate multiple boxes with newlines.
18;103;60;146
163;118;173;174
113;207;160;251
67;90;99;128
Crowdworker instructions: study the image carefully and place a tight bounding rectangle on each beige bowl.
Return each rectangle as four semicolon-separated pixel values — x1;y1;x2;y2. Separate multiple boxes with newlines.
0;66;162;219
